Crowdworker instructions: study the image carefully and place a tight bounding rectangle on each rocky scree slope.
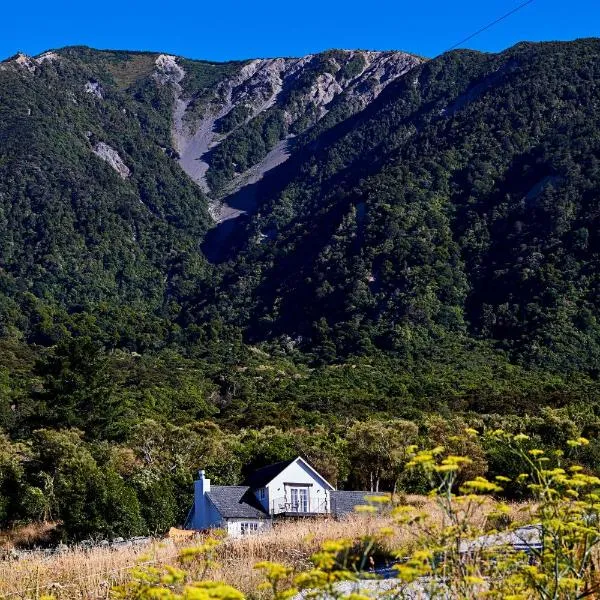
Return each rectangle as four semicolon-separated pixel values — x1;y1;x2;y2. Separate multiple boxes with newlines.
167;50;423;222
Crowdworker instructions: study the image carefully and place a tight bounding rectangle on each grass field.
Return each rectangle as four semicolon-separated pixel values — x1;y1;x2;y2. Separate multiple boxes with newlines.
0;496;531;599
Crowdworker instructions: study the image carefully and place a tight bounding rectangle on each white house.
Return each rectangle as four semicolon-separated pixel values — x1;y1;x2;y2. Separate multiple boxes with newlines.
185;456;380;537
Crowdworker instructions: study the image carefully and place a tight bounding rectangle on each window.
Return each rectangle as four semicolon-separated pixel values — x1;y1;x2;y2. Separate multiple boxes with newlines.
240;521;260;535
259;488;265;500
290;487;309;512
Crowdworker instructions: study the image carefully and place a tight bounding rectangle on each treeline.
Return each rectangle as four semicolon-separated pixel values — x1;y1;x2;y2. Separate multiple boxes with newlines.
3;334;599;440
3;404;600;541
2;334;600;541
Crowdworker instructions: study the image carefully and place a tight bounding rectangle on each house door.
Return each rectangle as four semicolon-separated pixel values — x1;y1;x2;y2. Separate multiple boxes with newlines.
290;488;309;512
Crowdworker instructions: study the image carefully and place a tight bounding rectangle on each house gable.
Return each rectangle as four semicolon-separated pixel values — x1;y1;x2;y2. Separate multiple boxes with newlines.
291;457;335;490
265;457;334;515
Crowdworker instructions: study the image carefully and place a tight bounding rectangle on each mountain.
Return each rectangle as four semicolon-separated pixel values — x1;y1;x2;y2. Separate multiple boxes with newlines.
0;46;421;347
3;39;600;542
0;48;214;344
200;39;600;373
1;40;600;374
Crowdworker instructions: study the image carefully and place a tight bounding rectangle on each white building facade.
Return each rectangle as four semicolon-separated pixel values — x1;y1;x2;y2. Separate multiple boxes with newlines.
185;457;374;537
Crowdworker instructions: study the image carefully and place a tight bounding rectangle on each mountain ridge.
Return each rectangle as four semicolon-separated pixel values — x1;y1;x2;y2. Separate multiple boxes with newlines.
0;39;599;376
163;49;424;216
0;46;424;220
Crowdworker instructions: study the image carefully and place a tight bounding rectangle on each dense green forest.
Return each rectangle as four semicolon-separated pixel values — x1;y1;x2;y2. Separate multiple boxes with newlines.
211;39;600;373
2;335;600;541
1;39;600;541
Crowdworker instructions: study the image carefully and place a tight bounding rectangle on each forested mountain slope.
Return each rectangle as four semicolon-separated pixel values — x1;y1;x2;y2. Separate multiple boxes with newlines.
0;46;421;346
2;39;600;541
206;39;600;373
0;48;219;343
2;40;600;370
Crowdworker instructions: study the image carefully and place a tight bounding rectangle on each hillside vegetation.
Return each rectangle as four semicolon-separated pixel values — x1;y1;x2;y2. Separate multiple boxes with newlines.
0;40;600;540
211;40;600;374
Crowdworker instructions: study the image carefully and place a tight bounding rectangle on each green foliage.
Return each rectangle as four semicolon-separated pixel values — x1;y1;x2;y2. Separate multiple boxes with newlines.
0;47;214;348
207;110;287;192
2;325;600;540
2;40;600;542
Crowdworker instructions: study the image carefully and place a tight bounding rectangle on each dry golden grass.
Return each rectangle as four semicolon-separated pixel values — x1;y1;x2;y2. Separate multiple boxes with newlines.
0;539;176;600
0;496;531;600
0;523;59;551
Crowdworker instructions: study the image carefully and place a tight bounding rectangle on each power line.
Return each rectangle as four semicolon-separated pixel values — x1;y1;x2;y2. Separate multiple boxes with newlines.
444;0;536;54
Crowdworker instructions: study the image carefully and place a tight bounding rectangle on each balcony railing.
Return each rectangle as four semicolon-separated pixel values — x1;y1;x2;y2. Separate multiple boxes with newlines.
270;496;329;515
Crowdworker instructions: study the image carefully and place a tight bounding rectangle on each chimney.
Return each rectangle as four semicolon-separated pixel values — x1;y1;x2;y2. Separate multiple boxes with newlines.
198;470;210;494
191;469;211;529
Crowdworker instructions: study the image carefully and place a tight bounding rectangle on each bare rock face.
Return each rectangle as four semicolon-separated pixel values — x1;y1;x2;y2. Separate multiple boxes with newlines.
92;142;131;178
1;50;60;73
13;53;36;73
171;56;308;196
35;51;59;64
84;80;103;99
310;72;343;112
154;54;185;86
342;51;422;107
170;49;423;221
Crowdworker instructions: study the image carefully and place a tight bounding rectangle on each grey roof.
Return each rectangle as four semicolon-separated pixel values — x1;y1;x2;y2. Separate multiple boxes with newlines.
331;491;388;516
244;459;296;488
207;486;268;519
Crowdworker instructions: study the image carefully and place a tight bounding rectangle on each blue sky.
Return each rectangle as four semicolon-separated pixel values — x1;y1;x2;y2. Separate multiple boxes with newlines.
1;0;598;62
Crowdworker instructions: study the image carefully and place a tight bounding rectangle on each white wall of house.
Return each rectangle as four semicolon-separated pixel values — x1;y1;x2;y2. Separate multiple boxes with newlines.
226;519;271;538
188;471;223;530
266;458;333;514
